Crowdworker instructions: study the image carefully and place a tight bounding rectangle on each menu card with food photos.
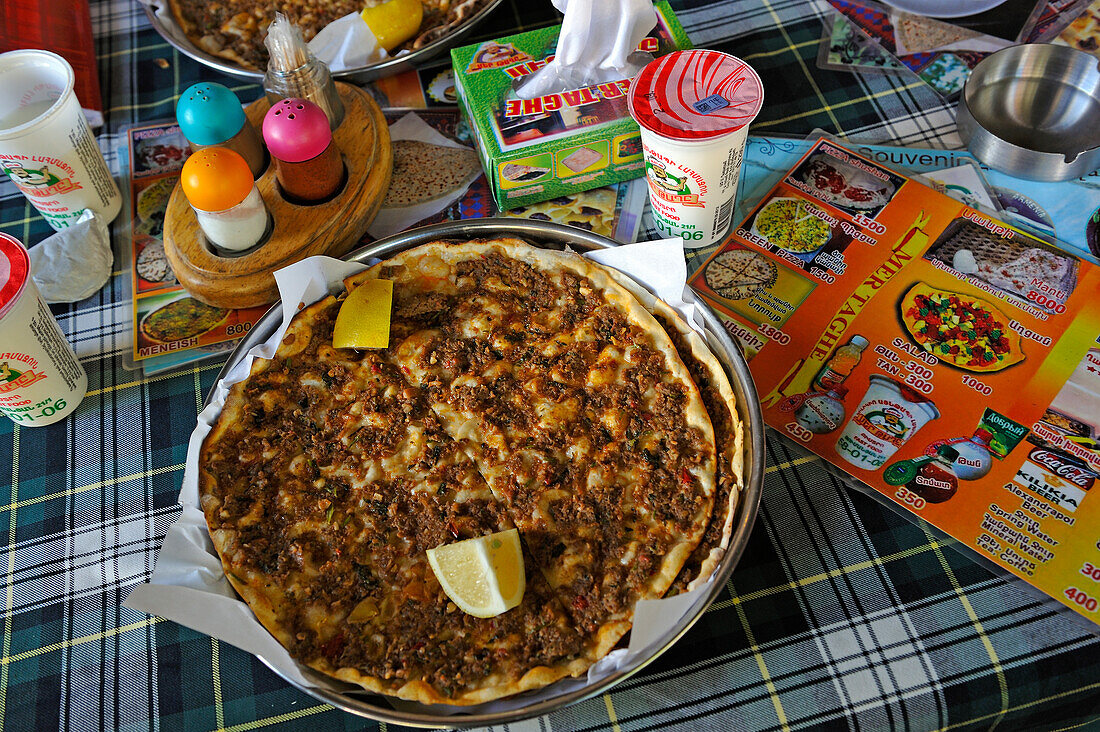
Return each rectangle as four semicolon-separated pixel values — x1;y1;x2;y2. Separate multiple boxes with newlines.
691;136;1100;626
121;121;268;374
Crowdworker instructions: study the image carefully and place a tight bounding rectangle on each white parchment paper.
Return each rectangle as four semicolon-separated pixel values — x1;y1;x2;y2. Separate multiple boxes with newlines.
124;237;726;716
308;12;385;70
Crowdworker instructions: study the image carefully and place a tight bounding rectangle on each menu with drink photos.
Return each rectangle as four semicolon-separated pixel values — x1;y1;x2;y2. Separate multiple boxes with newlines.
690;137;1100;625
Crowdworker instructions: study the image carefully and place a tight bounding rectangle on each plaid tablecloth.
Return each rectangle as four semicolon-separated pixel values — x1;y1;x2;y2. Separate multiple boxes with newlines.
2;1;1099;730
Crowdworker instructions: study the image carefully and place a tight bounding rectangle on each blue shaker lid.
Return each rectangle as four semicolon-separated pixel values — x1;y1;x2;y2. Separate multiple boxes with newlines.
176;83;247;146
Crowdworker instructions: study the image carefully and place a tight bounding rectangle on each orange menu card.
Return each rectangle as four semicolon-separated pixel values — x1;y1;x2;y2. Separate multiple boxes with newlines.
691;137;1100;625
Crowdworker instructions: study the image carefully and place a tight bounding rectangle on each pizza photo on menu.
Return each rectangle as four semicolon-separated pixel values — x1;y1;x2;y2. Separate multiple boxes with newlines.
898;283;1024;372
789;146;905;218
139;295;228;345
703;249;779;301
500;188;619;237
750;196;834;255
197;238;745;705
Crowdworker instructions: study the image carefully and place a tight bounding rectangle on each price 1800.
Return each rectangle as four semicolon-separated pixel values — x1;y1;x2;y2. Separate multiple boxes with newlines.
758;323;790;346
1065;587;1099;612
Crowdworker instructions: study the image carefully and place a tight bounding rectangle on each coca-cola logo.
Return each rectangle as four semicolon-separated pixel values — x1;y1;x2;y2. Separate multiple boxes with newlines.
1029;449;1097;488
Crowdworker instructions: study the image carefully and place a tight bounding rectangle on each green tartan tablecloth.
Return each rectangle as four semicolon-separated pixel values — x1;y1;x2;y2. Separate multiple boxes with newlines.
2;1;1099;730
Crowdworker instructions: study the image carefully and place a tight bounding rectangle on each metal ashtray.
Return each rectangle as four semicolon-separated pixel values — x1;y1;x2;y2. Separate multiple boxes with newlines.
956;43;1100;181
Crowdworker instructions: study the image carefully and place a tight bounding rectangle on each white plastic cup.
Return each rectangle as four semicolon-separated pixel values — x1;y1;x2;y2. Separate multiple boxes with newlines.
0;233;88;426
835;374;940;471
0;50;122;231
628;50;763;248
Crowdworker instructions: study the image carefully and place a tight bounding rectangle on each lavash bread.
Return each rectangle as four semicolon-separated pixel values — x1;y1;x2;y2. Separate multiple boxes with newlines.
894;12;982;54
383;140;481;207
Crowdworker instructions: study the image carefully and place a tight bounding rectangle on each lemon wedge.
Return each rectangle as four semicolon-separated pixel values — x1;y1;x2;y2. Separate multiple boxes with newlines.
332;279;393;349
426;528;525;618
361;0;424;52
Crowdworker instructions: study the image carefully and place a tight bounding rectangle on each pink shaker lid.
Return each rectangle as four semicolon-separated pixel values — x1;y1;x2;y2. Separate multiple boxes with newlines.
262;98;332;163
628;50;764;141
0;233;30;320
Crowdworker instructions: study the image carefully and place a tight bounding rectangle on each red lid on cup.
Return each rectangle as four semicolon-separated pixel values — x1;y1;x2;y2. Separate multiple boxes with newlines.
0;233;29;320
628;50;764;141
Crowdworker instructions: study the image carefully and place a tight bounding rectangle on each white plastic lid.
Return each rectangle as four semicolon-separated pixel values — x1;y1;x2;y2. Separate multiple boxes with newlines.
628;49;764;141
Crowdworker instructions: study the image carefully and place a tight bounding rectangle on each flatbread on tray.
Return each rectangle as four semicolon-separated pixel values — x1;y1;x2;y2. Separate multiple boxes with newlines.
198;238;738;705
382;139;481;207
602;269;744;594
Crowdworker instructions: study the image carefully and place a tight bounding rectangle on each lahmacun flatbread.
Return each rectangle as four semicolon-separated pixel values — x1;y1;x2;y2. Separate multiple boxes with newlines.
199;238;732;704
602;269;744;594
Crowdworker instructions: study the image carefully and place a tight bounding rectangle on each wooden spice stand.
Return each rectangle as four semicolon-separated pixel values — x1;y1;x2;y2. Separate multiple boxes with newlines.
163;83;392;309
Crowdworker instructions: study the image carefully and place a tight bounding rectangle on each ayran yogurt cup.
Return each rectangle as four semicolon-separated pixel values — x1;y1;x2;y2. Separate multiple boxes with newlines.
835;374;940;471
0;233;87;426
628;49;763;248
0;50;122;231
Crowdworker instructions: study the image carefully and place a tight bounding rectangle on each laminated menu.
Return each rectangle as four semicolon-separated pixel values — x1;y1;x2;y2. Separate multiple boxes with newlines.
691;137;1100;625
121;121;270;373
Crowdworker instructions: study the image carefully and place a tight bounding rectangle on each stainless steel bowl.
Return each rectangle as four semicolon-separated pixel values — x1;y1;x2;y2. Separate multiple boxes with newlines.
956;43;1100;181
209;218;766;728
144;0;505;84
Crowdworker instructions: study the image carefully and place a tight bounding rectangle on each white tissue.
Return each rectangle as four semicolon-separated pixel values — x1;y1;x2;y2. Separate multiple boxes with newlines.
27;209;113;303
308;12;386;71
515;0;657;98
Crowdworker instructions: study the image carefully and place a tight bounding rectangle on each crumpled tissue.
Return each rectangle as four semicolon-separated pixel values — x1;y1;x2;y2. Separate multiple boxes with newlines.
308;12;386;71
515;0;657;99
27;208;113;303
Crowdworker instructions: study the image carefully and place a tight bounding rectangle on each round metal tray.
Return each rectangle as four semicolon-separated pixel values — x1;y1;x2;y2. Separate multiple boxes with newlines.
209;218;766;728
144;0;505;84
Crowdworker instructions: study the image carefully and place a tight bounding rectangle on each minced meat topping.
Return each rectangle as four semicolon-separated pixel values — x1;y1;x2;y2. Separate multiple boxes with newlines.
200;243;721;702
